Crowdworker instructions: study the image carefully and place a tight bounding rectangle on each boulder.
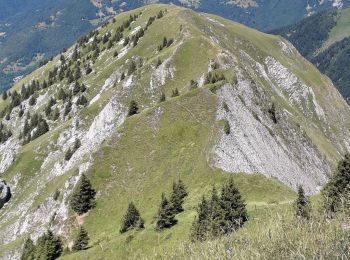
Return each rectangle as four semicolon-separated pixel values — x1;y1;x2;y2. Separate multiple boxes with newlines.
0;180;11;209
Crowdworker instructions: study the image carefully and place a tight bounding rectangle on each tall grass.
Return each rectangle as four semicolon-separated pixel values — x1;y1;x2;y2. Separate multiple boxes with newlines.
156;205;350;259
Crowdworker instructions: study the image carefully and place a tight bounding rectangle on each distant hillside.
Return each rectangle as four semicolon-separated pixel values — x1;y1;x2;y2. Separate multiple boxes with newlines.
1;0;350;91
272;7;350;102
1;4;350;259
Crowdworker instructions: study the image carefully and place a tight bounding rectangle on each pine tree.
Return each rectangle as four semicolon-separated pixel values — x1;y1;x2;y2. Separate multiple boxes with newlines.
189;80;198;89
268;103;277;124
120;202;145;233
295;186;311;220
57;88;66;100
219;178;248;234
29;95;36;106
190;196;211;242
64;100;72;116
170;180;188;214
70;174;96;215
34;230;62;260
65;148;73;161
323;154;350;216
20;237;36;260
159;92;166;103
127;60;136;75
72;226;89;251
209;186;224;237
73;82;81;95
155;193;177;230
127;100;139;117
2;91;8;101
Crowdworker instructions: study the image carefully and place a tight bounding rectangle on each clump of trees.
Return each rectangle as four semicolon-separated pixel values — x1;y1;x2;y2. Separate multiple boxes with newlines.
191;178;248;241
70;174;96;215
158;37;174;51
20;231;63;260
171;88;179;97
205;72;226;85
155;180;188;230
21;113;50;144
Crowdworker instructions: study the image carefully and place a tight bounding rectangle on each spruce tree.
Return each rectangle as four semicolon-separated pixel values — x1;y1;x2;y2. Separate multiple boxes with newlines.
20;237;36;260
171;88;179;97
72;226;89;251
2;91;8;101
70;174;96;215
323;154;350;216
127;60;136;75
170;180;188;214
65;148;73;161
127;100;139;117
209;186;224;237
29;95;36;106
155;193;177;230
190;196;211;242
35;230;62;260
120;202;145;233
159;92;166;103
219;178;248;234
295;186;311;220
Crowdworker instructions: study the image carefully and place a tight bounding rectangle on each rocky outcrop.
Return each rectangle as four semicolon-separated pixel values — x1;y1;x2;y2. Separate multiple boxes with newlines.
0;180;11;209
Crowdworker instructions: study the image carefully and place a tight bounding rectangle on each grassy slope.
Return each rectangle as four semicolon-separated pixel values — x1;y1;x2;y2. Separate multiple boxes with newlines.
63;89;295;259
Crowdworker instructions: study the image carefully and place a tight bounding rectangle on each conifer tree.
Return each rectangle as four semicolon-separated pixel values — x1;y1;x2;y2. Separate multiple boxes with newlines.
34;230;62;260
268;103;277;124
170;180;188;214
72;226;89;251
219;178;248;234
57;88;66;100
190;196;211;242
159;92;166;103
120;202;145;233
64;100;72;116
295;186;311;220
155;193;177;230
127;100;139;117
209;186;224;237
29;95;36;106
171;88;179;97
65;148;73;161
77;95;88;106
2;91;8;101
323;154;350;216
20;237;36;260
127;60;136;75
70;174;96;215
189;80;198;89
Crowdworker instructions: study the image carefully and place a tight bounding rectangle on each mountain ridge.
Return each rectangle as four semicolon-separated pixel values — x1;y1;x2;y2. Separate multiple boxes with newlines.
1;0;350;90
0;4;350;259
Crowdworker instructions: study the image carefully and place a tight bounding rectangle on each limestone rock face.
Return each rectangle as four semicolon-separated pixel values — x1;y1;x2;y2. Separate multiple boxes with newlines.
0;180;11;209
